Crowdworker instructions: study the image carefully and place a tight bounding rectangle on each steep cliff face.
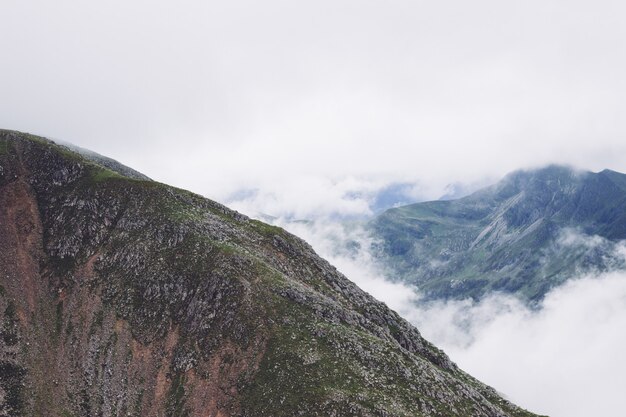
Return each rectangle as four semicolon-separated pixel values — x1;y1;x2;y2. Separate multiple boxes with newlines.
0;130;539;417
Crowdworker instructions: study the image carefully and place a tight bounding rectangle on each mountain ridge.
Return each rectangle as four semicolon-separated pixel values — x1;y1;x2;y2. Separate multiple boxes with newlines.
370;164;626;302
0;130;539;416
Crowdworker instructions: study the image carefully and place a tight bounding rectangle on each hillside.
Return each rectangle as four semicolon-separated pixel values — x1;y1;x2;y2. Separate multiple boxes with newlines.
0;130;539;416
371;165;626;302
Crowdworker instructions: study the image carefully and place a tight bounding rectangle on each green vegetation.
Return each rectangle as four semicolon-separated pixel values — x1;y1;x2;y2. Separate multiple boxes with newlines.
0;139;9;155
165;373;190;417
244;291;514;417
371;165;626;302
249;219;284;237
0;130;541;417
157;193;208;223
20;132;84;162
88;166;125;183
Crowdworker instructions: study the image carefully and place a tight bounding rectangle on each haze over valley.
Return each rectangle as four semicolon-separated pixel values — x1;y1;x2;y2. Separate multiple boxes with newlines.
3;1;626;416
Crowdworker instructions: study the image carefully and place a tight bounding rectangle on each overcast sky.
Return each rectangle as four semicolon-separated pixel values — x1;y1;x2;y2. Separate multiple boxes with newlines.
2;0;626;217
3;3;626;416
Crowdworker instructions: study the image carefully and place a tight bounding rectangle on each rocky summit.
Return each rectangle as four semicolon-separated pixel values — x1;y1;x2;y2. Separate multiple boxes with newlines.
0;130;539;417
371;165;626;303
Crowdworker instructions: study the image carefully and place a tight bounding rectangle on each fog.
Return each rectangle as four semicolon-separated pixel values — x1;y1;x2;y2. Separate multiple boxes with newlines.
424;273;626;417
3;1;626;213
272;217;626;417
3;2;626;415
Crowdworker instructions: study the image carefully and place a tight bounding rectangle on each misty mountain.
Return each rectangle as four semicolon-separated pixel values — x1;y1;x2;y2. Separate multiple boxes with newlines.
59;141;152;181
0;130;539;416
370;165;626;303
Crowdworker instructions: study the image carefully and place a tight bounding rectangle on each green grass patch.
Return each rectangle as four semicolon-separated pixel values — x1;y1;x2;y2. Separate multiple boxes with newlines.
241;296;412;416
88;166;125;183
0;139;9;155
165;372;190;417
249;219;284;237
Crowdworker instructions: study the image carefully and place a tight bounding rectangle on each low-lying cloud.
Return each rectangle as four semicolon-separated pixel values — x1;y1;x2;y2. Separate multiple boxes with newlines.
224;177;451;220
269;217;626;417
4;1;626;206
422;272;626;417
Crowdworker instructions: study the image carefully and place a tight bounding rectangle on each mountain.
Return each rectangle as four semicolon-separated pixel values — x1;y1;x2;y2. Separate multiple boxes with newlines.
58;141;151;181
370;165;626;303
0;130;539;417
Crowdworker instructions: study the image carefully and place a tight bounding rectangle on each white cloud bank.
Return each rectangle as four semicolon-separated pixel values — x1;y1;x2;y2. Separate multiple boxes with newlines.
408;274;626;417
3;1;626;413
3;1;626;212
273;218;626;417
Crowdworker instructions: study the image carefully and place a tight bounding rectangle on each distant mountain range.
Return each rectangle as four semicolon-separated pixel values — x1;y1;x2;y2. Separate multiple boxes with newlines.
370;165;626;302
0;130;539;416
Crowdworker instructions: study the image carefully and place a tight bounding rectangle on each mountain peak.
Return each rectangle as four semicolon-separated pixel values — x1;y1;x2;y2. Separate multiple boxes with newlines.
0;131;539;416
372;164;626;302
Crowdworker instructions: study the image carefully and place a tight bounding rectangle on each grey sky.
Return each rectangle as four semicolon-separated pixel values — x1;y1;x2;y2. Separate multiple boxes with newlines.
3;3;626;415
2;1;626;216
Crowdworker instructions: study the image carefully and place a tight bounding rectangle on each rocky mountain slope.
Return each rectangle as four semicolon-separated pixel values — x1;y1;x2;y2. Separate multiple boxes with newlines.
0;130;540;416
371;165;626;302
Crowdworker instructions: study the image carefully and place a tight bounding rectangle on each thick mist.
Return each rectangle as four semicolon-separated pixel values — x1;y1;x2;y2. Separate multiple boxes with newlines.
3;2;626;414
3;1;626;206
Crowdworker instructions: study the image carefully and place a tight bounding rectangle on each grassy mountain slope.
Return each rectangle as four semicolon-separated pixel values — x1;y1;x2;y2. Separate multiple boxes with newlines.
371;165;626;302
0;130;540;416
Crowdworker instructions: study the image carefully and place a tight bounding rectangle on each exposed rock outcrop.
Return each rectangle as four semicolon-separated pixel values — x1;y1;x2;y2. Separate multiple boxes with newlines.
0;130;540;417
